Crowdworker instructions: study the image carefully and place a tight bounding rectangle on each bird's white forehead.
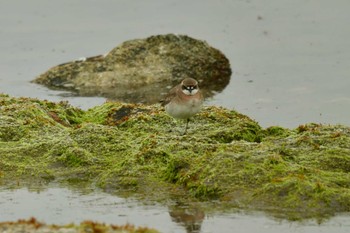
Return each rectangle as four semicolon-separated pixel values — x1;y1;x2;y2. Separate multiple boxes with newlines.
182;88;199;96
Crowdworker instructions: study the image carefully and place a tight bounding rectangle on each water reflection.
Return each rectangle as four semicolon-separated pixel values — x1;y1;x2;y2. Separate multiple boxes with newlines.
0;185;350;233
169;203;205;233
42;74;231;105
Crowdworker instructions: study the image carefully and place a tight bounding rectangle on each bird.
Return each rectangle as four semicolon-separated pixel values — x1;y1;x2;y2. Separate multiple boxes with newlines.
161;78;204;135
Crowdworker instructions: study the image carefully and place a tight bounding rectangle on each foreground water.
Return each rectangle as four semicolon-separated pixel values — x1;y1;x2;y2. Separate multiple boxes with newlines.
0;185;349;233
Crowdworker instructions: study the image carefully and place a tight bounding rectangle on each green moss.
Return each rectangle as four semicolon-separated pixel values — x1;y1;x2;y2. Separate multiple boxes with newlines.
1;94;350;220
264;126;291;137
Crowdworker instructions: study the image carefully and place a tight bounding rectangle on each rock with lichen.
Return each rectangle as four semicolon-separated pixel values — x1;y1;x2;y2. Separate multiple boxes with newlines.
1;94;350;221
33;34;231;103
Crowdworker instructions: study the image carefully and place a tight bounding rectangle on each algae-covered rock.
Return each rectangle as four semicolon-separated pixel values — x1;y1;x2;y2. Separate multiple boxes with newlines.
33;34;231;103
1;94;350;220
0;217;159;233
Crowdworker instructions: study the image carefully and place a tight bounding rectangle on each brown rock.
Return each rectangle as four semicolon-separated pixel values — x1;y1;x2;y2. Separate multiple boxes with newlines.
33;34;231;103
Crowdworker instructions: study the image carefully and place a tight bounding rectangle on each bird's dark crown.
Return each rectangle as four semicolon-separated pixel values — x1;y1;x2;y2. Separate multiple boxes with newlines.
181;78;199;91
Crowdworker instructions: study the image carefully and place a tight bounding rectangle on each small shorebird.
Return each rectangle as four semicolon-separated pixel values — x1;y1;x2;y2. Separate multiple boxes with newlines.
161;78;203;135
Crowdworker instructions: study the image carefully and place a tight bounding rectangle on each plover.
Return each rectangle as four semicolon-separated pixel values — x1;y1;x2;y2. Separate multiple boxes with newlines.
161;78;203;135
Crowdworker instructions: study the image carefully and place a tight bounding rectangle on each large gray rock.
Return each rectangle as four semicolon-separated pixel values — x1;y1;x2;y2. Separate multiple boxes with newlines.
33;34;232;103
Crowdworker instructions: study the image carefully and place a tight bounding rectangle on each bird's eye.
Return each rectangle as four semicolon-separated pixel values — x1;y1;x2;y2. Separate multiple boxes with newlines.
183;85;196;91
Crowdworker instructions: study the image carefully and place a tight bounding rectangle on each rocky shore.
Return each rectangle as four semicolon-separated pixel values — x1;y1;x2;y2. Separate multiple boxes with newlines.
1;93;349;221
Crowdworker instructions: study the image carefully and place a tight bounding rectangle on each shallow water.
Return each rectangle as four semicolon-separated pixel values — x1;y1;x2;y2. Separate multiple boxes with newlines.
1;186;350;233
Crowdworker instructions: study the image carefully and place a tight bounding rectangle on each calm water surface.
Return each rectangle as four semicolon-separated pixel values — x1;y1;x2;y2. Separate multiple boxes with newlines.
0;186;349;233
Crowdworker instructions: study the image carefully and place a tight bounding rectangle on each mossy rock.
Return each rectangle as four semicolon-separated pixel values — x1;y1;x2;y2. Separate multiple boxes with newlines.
1;93;350;220
33;34;231;103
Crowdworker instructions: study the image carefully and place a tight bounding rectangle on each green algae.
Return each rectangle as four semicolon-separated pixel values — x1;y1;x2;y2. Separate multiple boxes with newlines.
1;93;350;220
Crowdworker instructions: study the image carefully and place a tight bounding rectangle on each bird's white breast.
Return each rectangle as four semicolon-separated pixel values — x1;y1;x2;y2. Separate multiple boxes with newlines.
165;97;202;119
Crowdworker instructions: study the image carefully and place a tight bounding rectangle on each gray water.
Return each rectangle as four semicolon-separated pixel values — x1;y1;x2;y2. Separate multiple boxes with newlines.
1;0;349;128
1;0;350;231
1;186;350;233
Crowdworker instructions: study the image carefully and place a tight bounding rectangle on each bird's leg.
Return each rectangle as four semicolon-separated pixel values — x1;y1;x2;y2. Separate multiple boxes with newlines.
182;118;190;135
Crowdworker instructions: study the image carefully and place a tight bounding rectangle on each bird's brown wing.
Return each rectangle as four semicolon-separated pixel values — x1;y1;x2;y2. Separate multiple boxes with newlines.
160;85;179;106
